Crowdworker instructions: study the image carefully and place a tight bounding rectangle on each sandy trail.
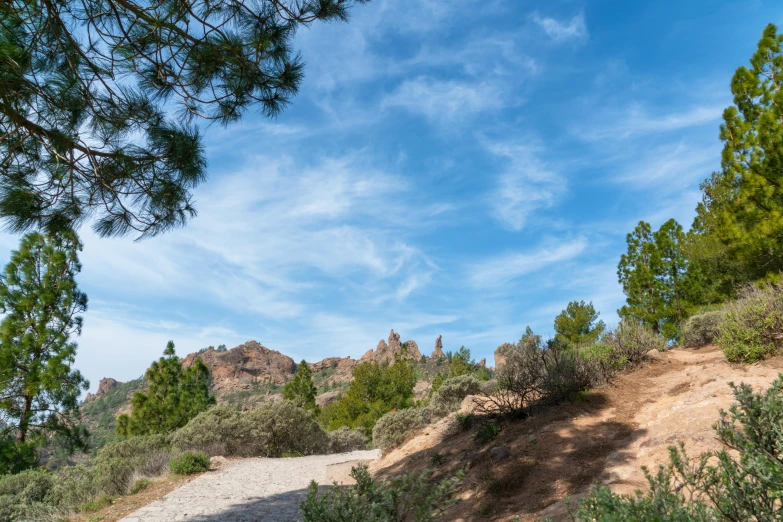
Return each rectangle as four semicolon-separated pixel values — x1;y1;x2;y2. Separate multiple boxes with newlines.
119;450;380;522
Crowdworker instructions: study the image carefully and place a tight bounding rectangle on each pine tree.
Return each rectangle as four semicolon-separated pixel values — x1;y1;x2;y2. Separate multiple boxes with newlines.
0;0;370;238
447;346;475;378
618;219;702;341
283;360;318;414
694;24;783;283
0;230;88;457
554;300;605;346
117;341;214;437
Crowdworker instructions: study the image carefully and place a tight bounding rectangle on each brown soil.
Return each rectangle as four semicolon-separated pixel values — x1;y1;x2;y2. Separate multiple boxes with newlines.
68;474;200;522
370;345;783;521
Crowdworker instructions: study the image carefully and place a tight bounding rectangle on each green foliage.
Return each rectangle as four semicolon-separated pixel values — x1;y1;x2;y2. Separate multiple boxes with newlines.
169;452;210;475
618;219;702;341
80;377;144;450
476;423;501;443
427;375;481;418
283;360;319;414
130;478;150;495
574;374;783;521
0;230;88;472
93;435;172;495
554;300;606;346
117;341;215;437
0;0;370;238
326;427;368;454
430;453;445;466
320;355;417;435
372;408;427;453
300;465;463;522
0;439;37;475
455;413;475;431
447;346;475;378
246;400;328;458
717;283;783;362
172;401;329;458
693;24;783;285
681;310;725;348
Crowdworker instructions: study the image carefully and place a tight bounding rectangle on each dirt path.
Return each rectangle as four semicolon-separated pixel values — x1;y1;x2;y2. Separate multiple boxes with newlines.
370;345;783;521
118;450;380;522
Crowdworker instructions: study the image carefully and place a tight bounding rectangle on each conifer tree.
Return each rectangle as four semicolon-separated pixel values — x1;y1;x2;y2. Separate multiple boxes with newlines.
117;341;214;437
554;300;605;346
693;23;783;284
618;219;702;340
0;0;370;238
0;230;88;456
283;360;318;414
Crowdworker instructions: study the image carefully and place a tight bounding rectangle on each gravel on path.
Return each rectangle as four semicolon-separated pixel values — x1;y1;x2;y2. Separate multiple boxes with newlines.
119;450;381;522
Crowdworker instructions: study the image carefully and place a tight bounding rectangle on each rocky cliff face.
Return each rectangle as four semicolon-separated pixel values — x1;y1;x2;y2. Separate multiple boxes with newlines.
494;342;514;369
431;335;445;359
182;340;297;394
84;377;121;402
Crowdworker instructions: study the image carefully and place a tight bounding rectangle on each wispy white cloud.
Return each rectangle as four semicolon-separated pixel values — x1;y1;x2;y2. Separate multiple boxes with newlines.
382;77;505;123
469;237;589;288
531;12;588;42
486;141;566;231
576;104;724;142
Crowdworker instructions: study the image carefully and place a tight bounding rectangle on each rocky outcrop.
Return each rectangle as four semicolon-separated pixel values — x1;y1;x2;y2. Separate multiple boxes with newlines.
431;335;445;359
361;330;423;363
183;341;297;393
477;358;486;368
494;343;515;369
84;377;121;402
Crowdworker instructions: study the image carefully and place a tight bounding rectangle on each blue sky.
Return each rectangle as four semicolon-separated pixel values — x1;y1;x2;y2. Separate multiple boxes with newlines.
4;0;781;392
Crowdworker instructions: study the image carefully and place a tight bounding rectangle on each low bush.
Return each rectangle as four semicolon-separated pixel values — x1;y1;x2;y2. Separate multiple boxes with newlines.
247;400;329;457
455;413;475;431
372;408;427;453
169;452;210;475
602;320;665;363
170;406;253;457
475;423;501;443
718;283;783;363
681;310;724;348
130;478;151;494
572;373;783;521
326;427;368;453
93;435;172;495
300;465;463;522
427;375;481;418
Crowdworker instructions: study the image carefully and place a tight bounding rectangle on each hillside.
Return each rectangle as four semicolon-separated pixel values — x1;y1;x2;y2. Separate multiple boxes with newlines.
370;345;783;521
80;330;450;448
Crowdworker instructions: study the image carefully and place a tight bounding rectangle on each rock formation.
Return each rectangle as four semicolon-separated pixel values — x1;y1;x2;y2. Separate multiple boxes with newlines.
84;377;121;402
494;342;515;369
182;340;297;393
360;329;423;363
431;335;445;358
477;358;486;368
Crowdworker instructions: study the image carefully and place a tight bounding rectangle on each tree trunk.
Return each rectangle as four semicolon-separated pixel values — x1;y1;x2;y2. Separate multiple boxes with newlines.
16;395;32;443
652;322;660;336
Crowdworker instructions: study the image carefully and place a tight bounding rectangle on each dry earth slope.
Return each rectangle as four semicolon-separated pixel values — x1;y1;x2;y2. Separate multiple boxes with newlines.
370;345;783;521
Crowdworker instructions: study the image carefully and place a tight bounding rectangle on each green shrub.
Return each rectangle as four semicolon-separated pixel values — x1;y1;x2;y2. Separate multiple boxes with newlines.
455;413;475;431
681;311;724;348
573;373;783;521
246;400;328;457
326;427;368;453
170;406;253;457
602;320;666;362
93;435;172;495
0;439;38;476
428;375;481;418
169;452;210;475
130;478;151;494
300;465;463;522
718;283;783;362
476;423;501;443
372;408;427;453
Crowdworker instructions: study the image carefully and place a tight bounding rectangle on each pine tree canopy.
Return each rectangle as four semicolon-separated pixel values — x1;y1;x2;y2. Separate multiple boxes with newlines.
117;341;214;437
283;359;318;414
695;23;783;281
553;300;605;346
0;230;88;449
0;0;369;238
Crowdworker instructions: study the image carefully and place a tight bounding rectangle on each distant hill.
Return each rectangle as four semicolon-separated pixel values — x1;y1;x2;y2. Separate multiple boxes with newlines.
80;330;451;450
